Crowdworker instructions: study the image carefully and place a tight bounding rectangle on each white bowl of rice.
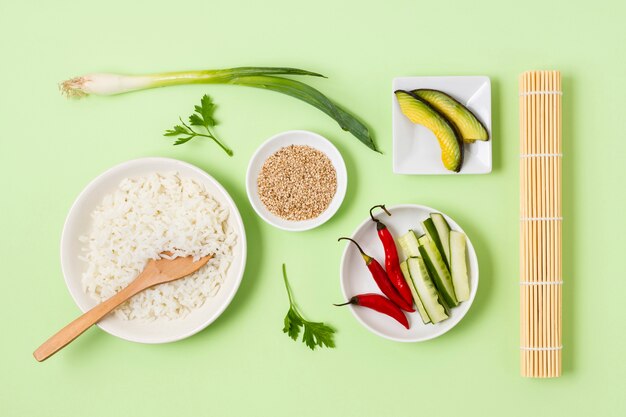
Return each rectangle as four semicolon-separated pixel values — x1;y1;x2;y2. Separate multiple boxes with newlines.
60;157;246;344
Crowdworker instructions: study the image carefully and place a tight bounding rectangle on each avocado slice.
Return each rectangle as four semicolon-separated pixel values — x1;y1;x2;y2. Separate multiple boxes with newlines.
411;89;489;143
395;90;463;172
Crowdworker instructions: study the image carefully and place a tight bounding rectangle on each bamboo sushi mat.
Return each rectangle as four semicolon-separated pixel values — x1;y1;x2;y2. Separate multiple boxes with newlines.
519;70;562;378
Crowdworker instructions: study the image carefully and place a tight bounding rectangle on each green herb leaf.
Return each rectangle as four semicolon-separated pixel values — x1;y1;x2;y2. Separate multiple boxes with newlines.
173;136;193;145
281;264;336;350
302;320;336;349
164;125;190;136
198;94;216;127
189;95;216;129
188;114;204;127
164;94;232;156
283;307;303;341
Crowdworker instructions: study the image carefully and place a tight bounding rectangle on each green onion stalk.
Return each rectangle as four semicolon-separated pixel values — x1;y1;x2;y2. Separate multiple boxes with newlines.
60;67;378;153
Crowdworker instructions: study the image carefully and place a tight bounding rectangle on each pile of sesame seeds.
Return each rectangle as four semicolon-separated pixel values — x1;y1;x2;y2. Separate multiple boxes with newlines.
257;145;337;221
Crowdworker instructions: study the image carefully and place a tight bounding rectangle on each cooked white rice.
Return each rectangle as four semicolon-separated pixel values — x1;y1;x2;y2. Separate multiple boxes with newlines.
80;171;237;321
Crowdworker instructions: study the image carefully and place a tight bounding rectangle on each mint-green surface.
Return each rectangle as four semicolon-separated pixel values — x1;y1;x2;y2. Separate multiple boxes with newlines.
1;1;624;416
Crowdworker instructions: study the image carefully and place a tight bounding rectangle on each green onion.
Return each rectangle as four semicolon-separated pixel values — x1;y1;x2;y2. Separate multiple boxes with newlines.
60;67;379;153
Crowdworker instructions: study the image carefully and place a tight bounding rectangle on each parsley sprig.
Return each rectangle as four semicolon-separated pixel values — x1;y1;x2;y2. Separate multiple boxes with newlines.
164;94;233;156
282;264;336;350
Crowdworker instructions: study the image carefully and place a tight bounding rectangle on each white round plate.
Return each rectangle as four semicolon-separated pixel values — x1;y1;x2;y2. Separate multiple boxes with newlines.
339;204;478;342
246;130;347;232
60;157;247;344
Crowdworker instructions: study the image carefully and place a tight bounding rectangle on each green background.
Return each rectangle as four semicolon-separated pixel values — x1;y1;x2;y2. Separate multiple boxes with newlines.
1;0;624;416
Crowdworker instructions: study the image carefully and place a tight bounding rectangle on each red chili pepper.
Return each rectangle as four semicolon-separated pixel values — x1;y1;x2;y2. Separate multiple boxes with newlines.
334;293;409;329
369;204;414;307
339;237;415;312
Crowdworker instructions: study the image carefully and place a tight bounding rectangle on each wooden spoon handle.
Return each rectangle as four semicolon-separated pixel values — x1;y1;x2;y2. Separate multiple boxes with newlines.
33;280;146;362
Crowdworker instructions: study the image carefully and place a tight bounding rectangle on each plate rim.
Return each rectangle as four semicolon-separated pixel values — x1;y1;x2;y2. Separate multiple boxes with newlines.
59;156;248;344
339;203;479;342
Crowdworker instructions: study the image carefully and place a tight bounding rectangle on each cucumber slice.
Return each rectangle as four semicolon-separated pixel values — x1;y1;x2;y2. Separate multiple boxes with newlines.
418;235;459;307
450;231;470;302
430;213;451;266
438;292;451;315
400;260;431;324
422;218;449;269
398;230;420;259
406;257;448;324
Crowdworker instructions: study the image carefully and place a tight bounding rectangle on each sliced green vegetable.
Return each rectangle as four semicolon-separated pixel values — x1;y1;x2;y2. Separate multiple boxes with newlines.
394;90;463;172
406;257;448;324
450;231;470;302
430;213;451;267
397;230;421;259
422;218;449;270
418;235;458;307
400;261;431;324
412;89;489;143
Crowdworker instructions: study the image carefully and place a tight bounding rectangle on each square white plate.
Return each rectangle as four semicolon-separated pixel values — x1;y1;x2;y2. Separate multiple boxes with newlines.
392;76;492;174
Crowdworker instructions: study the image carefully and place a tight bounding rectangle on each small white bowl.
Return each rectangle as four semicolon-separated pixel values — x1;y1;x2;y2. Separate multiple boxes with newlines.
60;157;247;344
246;130;347;232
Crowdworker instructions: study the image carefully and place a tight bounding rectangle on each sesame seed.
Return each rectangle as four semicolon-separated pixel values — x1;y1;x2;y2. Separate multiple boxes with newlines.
257;145;337;221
